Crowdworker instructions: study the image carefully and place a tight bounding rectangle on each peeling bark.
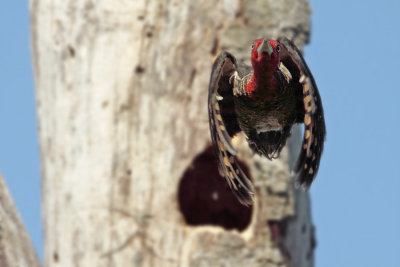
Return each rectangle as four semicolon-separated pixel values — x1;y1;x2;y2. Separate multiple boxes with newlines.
30;0;314;266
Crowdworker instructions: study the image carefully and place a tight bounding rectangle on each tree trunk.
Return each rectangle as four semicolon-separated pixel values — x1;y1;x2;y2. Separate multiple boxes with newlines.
30;1;315;266
0;174;41;267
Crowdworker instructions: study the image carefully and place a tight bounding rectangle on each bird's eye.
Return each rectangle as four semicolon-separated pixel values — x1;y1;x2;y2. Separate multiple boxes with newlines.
276;45;281;53
251;43;255;50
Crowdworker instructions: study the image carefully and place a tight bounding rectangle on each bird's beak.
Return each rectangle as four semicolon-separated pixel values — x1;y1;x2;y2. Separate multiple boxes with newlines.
257;38;273;56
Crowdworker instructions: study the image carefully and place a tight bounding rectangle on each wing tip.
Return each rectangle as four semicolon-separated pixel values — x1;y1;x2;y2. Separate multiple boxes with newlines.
227;174;255;206
234;188;255;206
294;175;313;190
293;160;319;190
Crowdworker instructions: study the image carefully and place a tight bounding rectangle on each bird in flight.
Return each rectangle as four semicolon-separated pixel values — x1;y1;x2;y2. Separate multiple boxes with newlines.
208;37;326;205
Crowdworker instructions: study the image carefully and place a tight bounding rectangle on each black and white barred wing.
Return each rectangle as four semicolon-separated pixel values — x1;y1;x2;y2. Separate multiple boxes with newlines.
208;52;254;205
279;37;326;187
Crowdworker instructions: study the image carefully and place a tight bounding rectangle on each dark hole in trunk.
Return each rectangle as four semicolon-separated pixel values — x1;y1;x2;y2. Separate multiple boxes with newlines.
178;145;252;231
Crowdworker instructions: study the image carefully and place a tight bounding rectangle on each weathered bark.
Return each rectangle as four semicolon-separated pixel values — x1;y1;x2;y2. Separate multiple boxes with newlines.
30;1;314;266
0;173;41;267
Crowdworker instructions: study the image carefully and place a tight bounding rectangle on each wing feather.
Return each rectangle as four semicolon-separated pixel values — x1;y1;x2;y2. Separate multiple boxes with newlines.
208;52;254;205
278;37;326;187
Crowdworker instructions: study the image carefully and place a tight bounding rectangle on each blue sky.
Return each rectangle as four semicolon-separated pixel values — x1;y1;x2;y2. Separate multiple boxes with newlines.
0;1;399;266
0;0;42;259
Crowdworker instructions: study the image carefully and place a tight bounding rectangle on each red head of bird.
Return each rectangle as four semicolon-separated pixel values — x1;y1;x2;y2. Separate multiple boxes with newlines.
246;38;281;97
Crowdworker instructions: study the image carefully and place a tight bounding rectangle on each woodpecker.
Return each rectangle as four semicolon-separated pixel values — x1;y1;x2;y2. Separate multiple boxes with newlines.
208;37;326;205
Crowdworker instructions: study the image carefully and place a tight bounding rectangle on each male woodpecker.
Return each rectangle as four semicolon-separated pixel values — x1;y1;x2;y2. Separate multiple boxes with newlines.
208;37;326;205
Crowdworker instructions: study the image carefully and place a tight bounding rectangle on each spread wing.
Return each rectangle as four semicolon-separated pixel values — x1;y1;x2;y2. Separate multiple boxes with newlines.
208;52;254;205
278;37;326;187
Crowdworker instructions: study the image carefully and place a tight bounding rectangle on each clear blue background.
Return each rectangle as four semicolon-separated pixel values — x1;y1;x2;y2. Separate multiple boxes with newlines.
0;1;399;266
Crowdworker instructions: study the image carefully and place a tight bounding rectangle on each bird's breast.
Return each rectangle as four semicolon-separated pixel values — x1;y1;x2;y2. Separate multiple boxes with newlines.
234;94;296;136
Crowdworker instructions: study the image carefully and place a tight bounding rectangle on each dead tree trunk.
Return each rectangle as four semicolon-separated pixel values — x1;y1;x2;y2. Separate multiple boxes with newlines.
30;1;315;266
0;174;41;267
